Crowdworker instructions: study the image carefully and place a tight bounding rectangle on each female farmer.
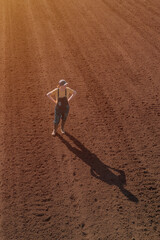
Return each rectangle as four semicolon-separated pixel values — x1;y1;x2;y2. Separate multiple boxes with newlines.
46;79;77;136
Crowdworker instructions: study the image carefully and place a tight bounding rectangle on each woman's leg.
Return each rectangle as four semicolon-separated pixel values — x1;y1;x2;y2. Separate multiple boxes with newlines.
52;107;61;135
61;105;69;133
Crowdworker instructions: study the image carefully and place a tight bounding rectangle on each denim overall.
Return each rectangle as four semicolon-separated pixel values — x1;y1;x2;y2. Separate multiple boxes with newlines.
54;88;69;125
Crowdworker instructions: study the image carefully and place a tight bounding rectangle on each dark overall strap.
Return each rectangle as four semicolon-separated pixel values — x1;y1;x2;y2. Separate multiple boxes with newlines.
57;88;67;99
58;88;59;98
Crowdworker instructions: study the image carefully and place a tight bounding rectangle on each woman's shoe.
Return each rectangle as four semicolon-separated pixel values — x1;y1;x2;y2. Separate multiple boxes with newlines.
61;128;65;134
52;124;58;136
52;130;56;136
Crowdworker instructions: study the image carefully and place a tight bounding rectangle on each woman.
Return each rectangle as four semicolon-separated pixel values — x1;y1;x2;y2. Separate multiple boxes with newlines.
46;79;77;136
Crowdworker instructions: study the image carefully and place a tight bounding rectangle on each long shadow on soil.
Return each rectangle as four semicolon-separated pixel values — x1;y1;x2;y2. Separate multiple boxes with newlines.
57;132;139;203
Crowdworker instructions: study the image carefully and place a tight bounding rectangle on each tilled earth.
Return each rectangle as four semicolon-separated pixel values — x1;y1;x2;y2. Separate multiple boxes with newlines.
0;0;160;239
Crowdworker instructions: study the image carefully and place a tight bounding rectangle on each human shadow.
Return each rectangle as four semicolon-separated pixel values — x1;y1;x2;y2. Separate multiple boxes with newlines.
57;132;139;203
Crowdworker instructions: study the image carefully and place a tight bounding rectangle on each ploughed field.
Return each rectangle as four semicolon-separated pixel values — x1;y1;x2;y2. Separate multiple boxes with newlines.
0;0;159;239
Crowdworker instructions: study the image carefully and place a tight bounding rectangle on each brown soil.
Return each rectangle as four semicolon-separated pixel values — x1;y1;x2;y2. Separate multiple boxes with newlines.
0;0;160;239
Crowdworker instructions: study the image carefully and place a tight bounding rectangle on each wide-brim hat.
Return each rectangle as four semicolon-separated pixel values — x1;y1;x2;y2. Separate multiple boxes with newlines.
58;79;68;87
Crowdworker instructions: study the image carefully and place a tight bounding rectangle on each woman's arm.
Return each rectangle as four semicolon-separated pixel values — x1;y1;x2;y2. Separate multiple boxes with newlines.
68;90;77;102
46;90;57;104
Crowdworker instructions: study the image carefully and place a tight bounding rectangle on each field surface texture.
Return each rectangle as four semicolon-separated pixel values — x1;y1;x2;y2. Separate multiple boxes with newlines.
0;0;160;239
